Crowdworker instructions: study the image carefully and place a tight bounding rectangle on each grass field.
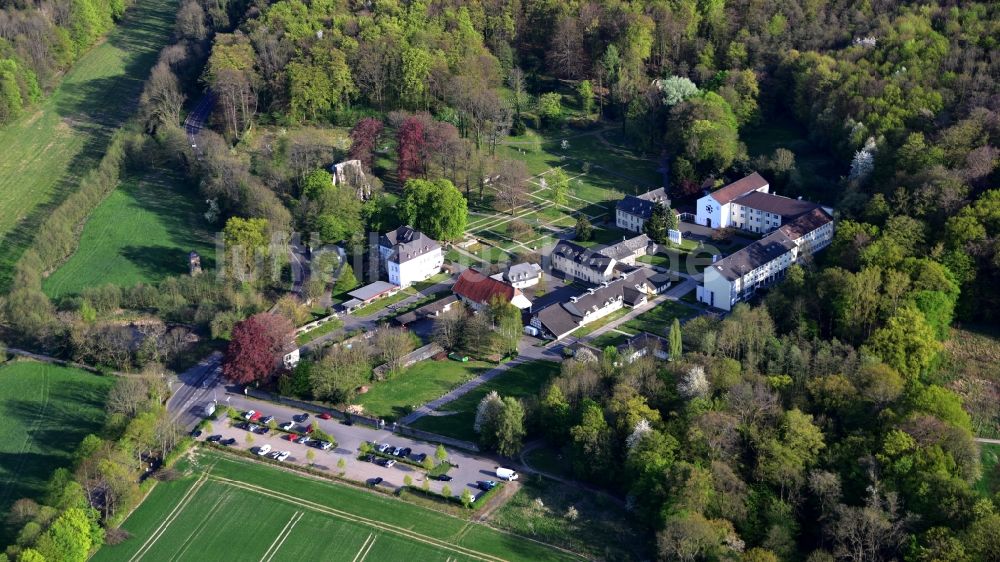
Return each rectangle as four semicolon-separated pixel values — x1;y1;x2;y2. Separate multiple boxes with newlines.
0;361;113;543
0;0;180;288
358;359;492;421
491;475;646;561
410;361;560;442
941;325;1000;438
42;168;215;298
93;449;579;561
620;301;693;335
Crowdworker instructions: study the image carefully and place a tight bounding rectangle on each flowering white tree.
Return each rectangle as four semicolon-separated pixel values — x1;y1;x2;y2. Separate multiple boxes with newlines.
678;365;710;399
474;390;503;433
849;137;877;184
626;418;653;451
655;76;699;106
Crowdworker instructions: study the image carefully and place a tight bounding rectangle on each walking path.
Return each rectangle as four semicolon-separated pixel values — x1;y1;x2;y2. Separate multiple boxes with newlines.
398;341;561;425
975;438;1000;445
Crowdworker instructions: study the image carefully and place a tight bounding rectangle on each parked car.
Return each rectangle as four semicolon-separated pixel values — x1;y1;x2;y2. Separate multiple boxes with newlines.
317;441;333;450
221;438;236;446
391;447;403;456
296;436;312;445
260;415;275;424
367;477;383;487
191;429;203;438
275;451;290;462
377;443;391;453
279;421;294;431
413;453;427;463
293;413;309;423
253;426;270;435
236;422;249;430
247;424;260;432
319;412;332;420
496;467;519;481
432;474;452;482
477;480;498;491
305;424;314;433
364;454;376;463
257;444;272;456
384;459;396;468
206;434;222;443
399;447;412;458
242;410;256;420
249;411;262;422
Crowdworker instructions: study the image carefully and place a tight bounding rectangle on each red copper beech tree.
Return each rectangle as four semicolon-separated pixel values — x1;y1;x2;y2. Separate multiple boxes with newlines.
223;312;295;385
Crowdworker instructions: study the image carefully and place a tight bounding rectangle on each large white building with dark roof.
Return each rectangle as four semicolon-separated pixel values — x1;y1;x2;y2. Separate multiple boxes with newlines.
697;208;834;311
616;188;670;232
378;226;443;287
695;172;827;234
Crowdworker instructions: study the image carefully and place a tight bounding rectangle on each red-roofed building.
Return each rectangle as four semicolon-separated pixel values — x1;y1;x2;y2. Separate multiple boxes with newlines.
453;268;532;310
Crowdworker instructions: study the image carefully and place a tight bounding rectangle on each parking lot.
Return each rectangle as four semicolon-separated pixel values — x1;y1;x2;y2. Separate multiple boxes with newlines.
193;401;517;502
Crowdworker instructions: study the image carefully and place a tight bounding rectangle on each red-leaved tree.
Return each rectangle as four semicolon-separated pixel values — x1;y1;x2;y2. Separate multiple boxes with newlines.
396;116;426;182
349;117;384;172
223;313;295;385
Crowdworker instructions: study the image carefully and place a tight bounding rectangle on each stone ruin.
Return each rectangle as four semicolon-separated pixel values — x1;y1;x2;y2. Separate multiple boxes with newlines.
330;159;374;200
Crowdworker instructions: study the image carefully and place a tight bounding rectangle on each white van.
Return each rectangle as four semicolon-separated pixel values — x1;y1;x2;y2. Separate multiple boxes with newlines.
203;402;216;417
523;325;540;337
495;467;518;481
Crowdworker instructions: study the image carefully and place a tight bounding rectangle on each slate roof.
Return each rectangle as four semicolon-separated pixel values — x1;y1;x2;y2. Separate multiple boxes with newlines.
707;172;769;205
733;191;821;218
711;233;796;281
616;187;670;219
347;281;398;302
552;240;615;272
506;262;542;283
536;305;578;339
597;234;651;261
380;226;440;264
618;332;669;354
563;282;624;318
453;268;521;305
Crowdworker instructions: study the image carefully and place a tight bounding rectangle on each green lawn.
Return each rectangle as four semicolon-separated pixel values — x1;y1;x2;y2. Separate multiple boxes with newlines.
357;359;492;421
491;474;647;561
351;288;416;317
43;168;215;298
589;330;634;350
0;361;114;544
296;319;344;346
0;0;180;289
621;300;693;335
571;307;630;338
410;361;560;442
93;448;580;562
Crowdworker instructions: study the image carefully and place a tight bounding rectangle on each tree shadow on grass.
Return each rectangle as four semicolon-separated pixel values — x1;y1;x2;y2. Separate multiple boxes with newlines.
120;246;196;280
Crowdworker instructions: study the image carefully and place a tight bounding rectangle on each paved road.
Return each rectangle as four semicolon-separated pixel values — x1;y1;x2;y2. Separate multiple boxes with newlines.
184;92;213;151
166;352;224;428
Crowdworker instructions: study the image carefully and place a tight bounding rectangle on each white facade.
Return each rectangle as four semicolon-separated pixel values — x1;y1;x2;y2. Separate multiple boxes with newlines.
550;253;616;284
616;208;645;232
380;246;443;287
695;178;770;229
727;202;784;234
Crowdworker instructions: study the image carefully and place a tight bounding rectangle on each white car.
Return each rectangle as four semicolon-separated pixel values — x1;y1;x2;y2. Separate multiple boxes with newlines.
275;451;290;462
256;444;272;456
279;421;294;431
243;410;256;420
377;443;391;453
496;467;519;481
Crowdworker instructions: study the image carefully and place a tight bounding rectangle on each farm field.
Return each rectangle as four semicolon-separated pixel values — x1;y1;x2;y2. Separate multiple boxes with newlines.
357;359;492;421
43;169;215;298
0;361;113;543
93;448;579;562
0;0;180;289
410;361;560;442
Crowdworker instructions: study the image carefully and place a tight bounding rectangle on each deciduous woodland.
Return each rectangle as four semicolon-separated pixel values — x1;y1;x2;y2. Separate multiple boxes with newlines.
0;0;998;560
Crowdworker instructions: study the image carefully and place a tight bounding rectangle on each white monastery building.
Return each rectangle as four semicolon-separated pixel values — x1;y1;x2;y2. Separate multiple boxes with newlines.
378;226;443;288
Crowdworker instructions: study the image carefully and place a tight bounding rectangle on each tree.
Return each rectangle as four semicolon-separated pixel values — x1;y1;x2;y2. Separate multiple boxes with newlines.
34;508;101;562
461;488;474;508
494;159;528;214
333;263;359;295
575;215;593;241
494;397;526;456
548;168;570;206
349;118;384;172
538;93;563;126
306;449;315;465
309;343;371;403
644;202;670;244
570;400;612;480
678;365;709;398
287;46;355;122
435;444;448;464
656;76;699;106
223;313;295;385
670;92;745;175
863;304;940;378
442;484;453;497
540;384;571;444
578;80;594;117
372;327;415;377
488;296;522;357
474;390;504;445
433;307;466;350
668;318;682;360
397;115;426;182
398;178;468;241
223;217;270;282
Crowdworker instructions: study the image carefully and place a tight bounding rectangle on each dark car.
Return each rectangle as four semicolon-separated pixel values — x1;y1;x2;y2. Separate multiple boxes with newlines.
191;429;203;438
293;413;309;423
364;454;376;463
367;477;383;487
413;453;427;463
432;474;452;482
260;415;275;424
236;422;249;430
395;447;411;457
477;480;498;491
221;438;236;446
206;434;222;443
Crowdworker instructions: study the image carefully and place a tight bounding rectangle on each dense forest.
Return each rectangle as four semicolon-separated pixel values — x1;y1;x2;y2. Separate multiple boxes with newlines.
0;0;998;560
